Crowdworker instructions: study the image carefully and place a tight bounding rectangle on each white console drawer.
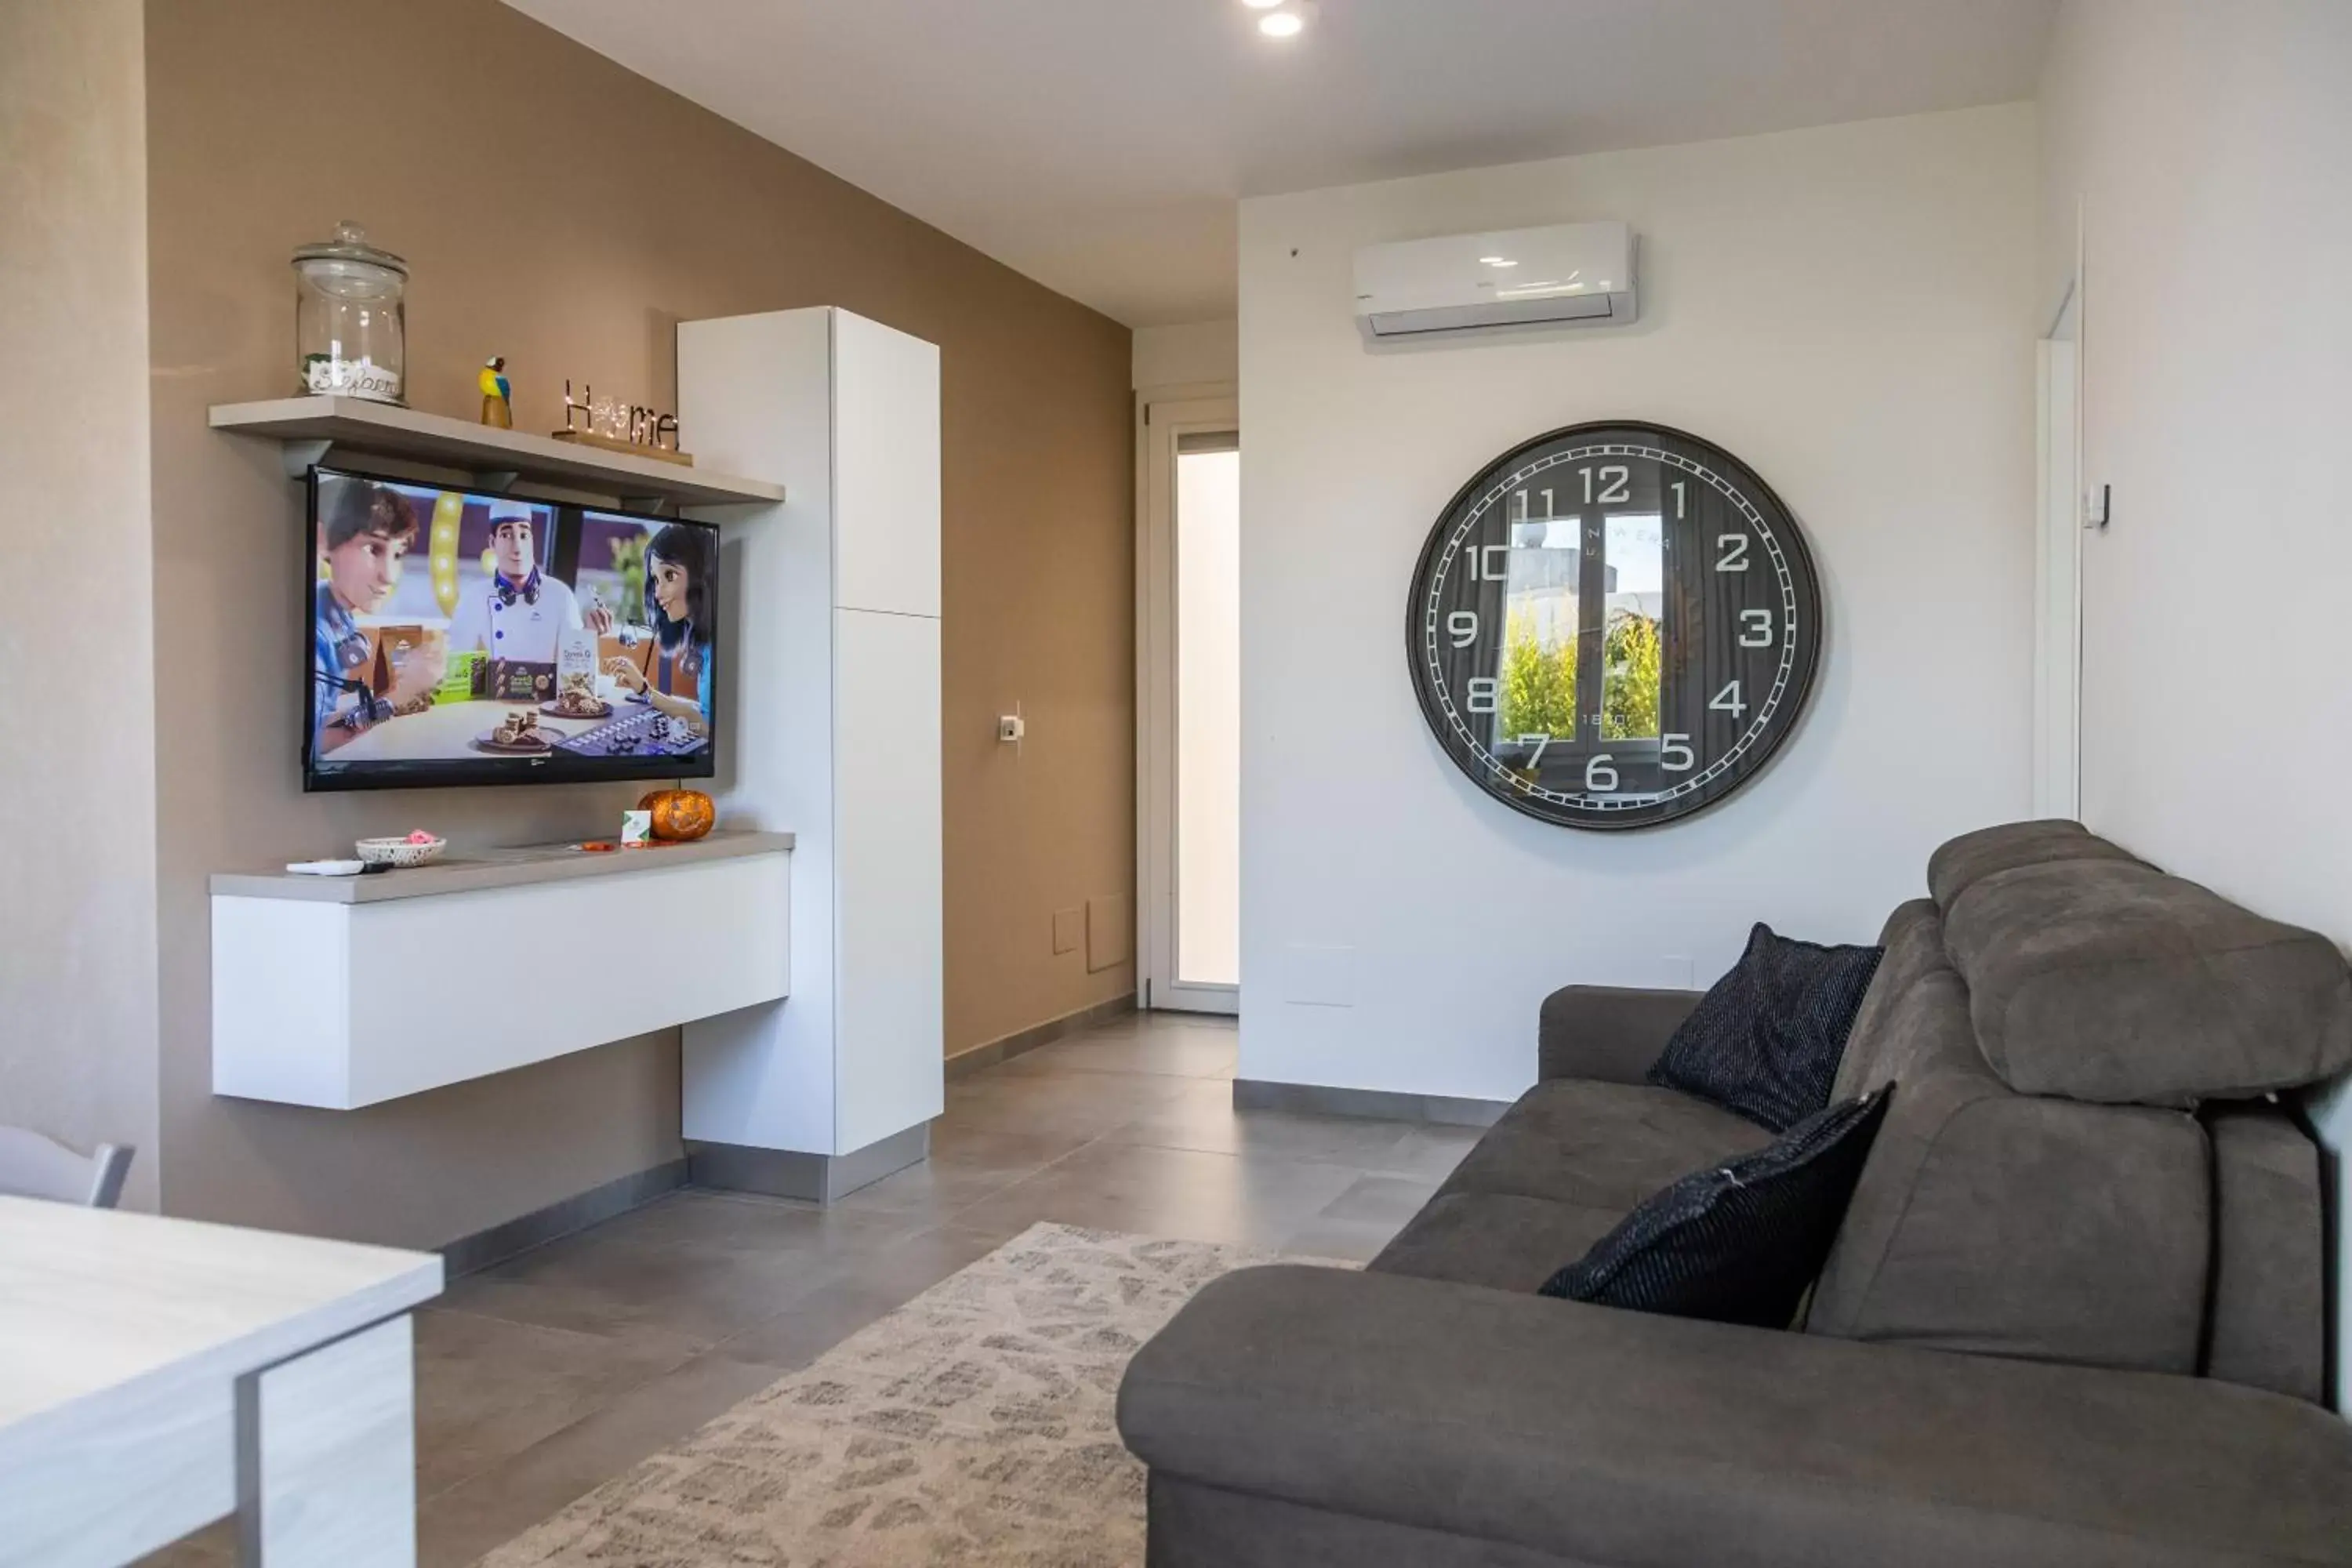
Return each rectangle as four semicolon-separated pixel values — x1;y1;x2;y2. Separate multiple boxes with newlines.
212;848;789;1109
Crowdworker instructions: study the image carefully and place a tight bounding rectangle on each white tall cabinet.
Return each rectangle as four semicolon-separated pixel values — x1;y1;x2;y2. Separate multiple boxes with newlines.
676;308;943;1200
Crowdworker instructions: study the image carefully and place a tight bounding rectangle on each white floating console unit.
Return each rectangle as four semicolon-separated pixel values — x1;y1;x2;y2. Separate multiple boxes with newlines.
677;307;945;1200
211;834;793;1110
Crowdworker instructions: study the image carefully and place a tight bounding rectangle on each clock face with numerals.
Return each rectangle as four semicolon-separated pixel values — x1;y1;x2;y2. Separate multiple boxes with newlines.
1406;422;1821;830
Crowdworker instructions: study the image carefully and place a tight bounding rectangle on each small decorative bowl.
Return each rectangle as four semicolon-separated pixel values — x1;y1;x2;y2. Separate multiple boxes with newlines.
356;834;445;869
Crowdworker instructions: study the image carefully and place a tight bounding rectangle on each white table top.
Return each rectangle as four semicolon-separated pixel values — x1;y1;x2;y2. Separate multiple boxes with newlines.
0;1197;441;1463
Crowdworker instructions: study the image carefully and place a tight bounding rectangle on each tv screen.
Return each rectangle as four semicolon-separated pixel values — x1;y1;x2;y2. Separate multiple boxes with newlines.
304;465;719;791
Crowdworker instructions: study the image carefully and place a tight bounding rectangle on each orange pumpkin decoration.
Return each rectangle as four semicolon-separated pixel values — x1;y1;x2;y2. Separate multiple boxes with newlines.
637;787;716;842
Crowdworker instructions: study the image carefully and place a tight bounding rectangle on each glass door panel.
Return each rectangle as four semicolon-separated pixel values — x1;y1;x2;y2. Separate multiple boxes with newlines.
1174;437;1240;989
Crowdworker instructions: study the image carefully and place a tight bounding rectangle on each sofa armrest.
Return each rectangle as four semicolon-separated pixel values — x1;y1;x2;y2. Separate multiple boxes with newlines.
1118;1265;2352;1568
1537;984;1700;1083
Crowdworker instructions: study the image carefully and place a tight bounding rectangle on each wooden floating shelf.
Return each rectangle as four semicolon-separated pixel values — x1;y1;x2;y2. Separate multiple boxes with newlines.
209;829;797;904
550;426;695;466
209;395;786;509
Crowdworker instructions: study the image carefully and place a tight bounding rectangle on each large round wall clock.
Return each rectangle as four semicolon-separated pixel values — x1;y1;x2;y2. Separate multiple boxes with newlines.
1406;421;1821;830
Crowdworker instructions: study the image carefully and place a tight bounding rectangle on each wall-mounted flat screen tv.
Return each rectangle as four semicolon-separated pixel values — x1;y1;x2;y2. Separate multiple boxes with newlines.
304;465;719;792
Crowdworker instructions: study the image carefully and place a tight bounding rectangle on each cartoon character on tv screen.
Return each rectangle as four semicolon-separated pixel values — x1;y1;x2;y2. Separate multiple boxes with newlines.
447;499;612;663
604;524;713;734
313;478;448;753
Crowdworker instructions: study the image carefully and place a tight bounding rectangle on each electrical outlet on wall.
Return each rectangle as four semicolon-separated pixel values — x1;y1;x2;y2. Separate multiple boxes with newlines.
1051;906;1083;956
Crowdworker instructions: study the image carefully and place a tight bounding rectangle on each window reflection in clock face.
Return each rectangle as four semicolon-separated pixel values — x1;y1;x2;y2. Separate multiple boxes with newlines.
1406;422;1822;830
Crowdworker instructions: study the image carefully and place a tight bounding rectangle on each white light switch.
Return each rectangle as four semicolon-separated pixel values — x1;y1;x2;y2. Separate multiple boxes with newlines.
2083;482;2111;531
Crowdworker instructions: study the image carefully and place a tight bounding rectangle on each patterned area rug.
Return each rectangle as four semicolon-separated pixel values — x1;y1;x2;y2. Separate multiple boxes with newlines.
478;1223;1323;1567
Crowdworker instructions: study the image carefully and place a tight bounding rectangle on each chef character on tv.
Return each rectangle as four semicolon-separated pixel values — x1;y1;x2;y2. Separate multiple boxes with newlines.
604;523;713;735
313;478;447;753
448;499;612;663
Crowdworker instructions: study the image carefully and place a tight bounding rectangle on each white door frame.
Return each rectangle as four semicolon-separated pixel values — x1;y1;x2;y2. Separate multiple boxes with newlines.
2033;208;2085;821
1136;389;1240;1014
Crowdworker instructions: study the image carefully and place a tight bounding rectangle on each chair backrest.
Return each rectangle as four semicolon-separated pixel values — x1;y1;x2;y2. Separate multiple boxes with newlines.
0;1127;134;1207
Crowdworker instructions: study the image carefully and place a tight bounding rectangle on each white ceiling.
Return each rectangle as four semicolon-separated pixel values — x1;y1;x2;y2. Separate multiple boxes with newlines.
506;0;2056;328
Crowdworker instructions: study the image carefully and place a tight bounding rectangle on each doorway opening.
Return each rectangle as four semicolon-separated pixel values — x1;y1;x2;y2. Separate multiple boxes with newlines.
2036;263;2083;821
1138;396;1240;1015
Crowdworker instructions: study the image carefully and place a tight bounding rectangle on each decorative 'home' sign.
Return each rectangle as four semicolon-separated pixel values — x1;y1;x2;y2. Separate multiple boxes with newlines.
554;379;691;466
1405;421;1821;830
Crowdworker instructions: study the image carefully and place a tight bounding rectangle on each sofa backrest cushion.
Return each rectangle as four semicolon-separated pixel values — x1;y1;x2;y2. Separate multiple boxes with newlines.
1806;931;2211;1375
1926;818;2146;909
2201;1102;2327;1403
1940;858;2352;1105
1828;898;1943;1105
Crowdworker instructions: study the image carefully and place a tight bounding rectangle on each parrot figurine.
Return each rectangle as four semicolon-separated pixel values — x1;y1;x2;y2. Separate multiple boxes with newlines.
478;356;512;428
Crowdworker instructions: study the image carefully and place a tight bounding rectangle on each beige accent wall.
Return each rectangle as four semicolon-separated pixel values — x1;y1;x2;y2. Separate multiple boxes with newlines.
1;0;162;1210
143;0;1134;1247
1132;321;1240;392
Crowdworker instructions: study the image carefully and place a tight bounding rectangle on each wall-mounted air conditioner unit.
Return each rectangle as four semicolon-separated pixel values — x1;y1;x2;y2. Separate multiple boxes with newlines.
1353;221;1638;343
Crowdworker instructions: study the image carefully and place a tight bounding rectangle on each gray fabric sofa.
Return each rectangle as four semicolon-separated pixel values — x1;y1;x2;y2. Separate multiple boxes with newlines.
1118;821;2352;1566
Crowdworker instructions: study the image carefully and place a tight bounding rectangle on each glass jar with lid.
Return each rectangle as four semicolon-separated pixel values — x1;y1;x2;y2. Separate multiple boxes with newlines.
292;221;407;404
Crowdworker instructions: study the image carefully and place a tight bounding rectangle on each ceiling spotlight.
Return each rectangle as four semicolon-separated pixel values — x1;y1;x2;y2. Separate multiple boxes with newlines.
1480;256;1519;267
1259;9;1305;36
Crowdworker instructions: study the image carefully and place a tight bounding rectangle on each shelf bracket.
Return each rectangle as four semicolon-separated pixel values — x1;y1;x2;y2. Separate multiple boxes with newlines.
469;469;521;495
279;439;334;480
619;495;677;518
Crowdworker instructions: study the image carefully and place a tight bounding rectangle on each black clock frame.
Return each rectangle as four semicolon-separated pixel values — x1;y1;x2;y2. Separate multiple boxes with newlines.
1404;419;1823;832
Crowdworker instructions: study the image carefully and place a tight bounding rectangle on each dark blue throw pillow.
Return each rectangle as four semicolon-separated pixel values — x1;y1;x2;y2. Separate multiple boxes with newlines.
1646;923;1884;1132
1538;1087;1893;1328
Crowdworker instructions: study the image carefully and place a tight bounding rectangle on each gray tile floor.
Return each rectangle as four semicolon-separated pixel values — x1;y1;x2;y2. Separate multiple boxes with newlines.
153;1011;1475;1566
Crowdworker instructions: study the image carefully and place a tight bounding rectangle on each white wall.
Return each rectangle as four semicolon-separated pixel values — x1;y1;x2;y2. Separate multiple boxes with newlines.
1239;105;2039;1102
2038;0;2352;1410
0;0;161;1207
